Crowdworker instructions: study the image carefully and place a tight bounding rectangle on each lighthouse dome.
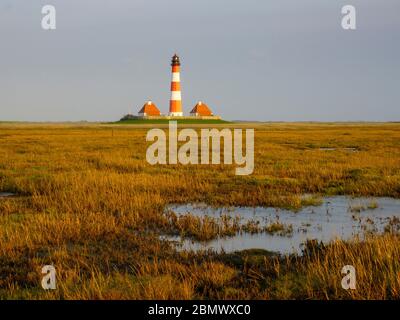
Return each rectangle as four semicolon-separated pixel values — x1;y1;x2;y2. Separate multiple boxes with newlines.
171;54;181;66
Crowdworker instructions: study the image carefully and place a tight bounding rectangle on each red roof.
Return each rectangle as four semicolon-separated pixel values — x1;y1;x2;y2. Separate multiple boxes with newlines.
138;101;161;116
190;101;213;116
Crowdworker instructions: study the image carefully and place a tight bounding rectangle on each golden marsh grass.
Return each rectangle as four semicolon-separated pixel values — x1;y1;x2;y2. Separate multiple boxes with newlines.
0;122;399;299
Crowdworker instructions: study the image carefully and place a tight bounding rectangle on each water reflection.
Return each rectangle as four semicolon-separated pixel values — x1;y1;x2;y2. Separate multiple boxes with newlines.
164;196;400;255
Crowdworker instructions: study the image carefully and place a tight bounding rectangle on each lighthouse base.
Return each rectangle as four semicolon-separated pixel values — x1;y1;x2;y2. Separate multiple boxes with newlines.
169;112;183;117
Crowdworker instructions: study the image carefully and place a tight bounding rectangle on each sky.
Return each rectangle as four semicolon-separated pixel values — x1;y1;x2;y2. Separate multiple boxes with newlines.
0;0;399;122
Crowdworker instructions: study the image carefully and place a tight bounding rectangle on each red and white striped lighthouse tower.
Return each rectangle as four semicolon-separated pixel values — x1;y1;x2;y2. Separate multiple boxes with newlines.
169;54;183;116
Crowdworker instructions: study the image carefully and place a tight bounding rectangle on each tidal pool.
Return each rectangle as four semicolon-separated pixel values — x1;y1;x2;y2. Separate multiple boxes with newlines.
163;196;400;255
319;147;358;152
0;192;15;198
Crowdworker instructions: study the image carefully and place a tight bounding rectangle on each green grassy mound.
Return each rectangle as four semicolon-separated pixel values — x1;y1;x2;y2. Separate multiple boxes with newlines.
115;119;230;125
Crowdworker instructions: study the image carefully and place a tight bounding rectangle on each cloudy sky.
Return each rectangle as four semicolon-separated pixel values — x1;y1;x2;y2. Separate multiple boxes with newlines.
0;0;399;121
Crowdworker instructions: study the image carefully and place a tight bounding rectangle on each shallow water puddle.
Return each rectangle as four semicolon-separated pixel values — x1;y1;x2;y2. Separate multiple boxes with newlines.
164;197;400;255
319;147;358;152
0;192;15;198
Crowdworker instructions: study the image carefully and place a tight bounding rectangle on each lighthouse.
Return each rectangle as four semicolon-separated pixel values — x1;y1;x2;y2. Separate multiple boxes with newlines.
169;54;183;116
127;54;221;121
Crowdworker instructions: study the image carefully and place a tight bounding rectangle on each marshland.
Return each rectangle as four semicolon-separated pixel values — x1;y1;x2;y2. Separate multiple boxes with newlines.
0;122;400;299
